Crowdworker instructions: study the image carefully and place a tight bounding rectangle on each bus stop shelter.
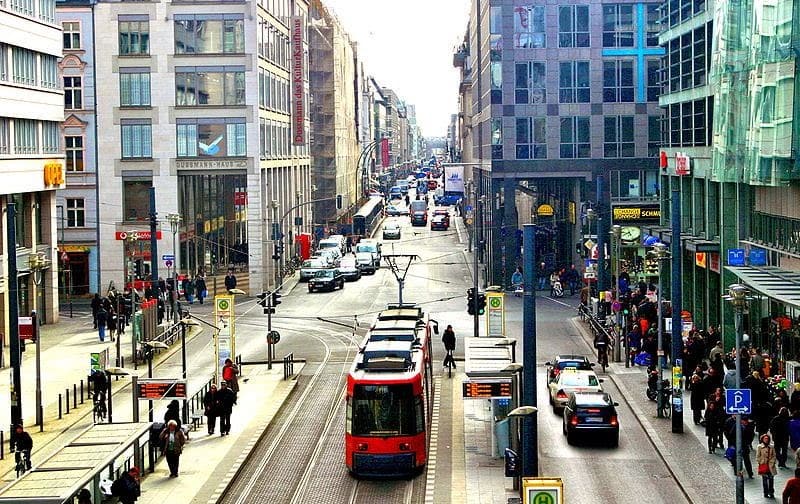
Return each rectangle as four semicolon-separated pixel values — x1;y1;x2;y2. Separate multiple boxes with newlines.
0;422;152;504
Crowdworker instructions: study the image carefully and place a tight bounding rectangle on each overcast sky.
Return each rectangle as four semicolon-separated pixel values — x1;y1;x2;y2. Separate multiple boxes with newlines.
323;0;471;138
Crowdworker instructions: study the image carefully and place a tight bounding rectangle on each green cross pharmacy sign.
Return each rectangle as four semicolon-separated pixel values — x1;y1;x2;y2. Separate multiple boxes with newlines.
523;478;563;504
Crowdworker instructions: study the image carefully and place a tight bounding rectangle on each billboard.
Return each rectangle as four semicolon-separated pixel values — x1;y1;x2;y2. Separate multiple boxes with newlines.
290;16;305;145
444;165;465;193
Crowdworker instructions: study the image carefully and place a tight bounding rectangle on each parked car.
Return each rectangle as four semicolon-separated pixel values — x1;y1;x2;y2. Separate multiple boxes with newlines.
383;221;401;240
308;269;344;292
430;214;449;231
299;259;330;282
355;240;382;267
562;392;620;447
339;257;362;282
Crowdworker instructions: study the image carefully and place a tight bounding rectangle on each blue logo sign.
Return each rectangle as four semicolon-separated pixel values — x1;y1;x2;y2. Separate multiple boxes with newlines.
199;135;223;156
749;248;767;266
161;254;174;261
727;248;746;266
725;388;752;415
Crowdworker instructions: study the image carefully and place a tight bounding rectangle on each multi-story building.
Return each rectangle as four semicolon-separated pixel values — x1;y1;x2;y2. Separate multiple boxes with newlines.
455;0;663;287
1;1;64;329
92;0;312;293
56;0;98;296
381;87;401;171
309;0;359;226
656;0;800;351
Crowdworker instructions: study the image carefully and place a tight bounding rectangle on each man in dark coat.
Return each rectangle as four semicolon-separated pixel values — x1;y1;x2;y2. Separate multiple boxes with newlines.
91;293;102;328
203;384;220;435
224;270;237;292
771;407;791;467
442;325;456;369
689;372;706;425
111;467;140;503
11;424;32;470
217;382;236;436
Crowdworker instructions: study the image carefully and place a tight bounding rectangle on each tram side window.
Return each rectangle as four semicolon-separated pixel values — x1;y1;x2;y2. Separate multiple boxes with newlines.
351;384;420;436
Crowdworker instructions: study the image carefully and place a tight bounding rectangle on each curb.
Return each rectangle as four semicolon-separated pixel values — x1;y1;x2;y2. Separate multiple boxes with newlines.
569;317;700;504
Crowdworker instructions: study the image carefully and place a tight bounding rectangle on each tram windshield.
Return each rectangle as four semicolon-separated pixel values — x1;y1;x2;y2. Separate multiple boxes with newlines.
351;384;423;436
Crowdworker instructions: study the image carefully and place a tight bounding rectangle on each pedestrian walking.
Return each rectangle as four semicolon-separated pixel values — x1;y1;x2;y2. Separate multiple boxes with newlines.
111;467;140;504
789;411;800;453
11;424;32;470
442;325;456;369
91;293;101;328
203;384;220;435
567;264;580;295
345;234;353;254
159;420;186;477
704;401;722;453
537;262;547;291
772;407;791;468
757;433;778;498
107;307;117;342
217;382;236;436
183;277;195;304
784;468;800;503
224;269;237;292
689;373;706;425
195;275;207;305
164;399;182;429
222;358;240;398
77;489;92;504
96;306;108;342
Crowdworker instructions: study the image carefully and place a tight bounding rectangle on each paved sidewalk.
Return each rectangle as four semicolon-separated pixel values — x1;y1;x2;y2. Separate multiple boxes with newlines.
572;317;784;504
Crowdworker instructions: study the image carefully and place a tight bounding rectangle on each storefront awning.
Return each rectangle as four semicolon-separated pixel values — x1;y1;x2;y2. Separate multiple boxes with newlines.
725;266;800;310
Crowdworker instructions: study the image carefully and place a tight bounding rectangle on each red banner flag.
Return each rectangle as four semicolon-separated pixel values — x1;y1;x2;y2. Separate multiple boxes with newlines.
381;138;390;168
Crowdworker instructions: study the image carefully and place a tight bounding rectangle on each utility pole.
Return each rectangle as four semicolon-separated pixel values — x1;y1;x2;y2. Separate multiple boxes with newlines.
149;187;159;297
521;224;538;477
7;203;22;428
670;188;683;433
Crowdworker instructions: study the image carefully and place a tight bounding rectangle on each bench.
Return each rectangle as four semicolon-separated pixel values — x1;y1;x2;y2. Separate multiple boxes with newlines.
189;413;204;431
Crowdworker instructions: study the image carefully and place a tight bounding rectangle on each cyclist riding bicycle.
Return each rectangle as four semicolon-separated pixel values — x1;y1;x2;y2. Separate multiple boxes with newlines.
11;424;32;472
595;331;610;370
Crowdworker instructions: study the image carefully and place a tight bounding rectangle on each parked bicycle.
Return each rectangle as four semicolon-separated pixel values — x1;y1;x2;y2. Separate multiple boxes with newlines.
93;390;107;423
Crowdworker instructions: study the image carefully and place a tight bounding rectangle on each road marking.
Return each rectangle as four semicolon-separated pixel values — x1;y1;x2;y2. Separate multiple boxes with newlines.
424;376;442;504
542;296;573;308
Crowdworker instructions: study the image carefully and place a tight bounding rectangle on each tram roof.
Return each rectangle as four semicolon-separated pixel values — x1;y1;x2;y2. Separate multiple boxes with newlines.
355;196;384;217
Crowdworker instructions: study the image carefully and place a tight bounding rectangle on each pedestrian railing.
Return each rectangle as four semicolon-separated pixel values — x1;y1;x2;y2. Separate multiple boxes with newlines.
283;353;295;381
185;376;215;430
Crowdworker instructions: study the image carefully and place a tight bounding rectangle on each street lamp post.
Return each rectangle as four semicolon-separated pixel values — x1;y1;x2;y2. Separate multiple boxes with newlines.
29;252;49;427
586;208;597;298
648;242;670;418
725;284;751;504
166;213;182;323
611;225;622;363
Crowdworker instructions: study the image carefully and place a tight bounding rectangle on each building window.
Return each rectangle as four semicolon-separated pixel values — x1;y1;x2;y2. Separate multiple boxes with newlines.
64;76;82;109
516;117;547;159
123;180;151;221
120;121;152;159
490;6;502;34
0;118;9;154
491;118;503;159
513;5;545;48
63;22;81;49
515;61;546;104
646;59;661;101
646;4;660;47
10;0;34;17
559;61;590;103
119;70;151;107
14;119;38;154
604;116;634;157
119;20;150;55
66;198;85;227
174;15;245;54
39;0;55;24
176;118;246;157
602;5;634;48
175;67;245;106
602;60;634;102
12;47;36;86
490;61;502;104
40;54;58;89
558;6;589;48
0;44;7;81
560;116;590;158
648;116;660;157
42;121;59;154
65;136;84;171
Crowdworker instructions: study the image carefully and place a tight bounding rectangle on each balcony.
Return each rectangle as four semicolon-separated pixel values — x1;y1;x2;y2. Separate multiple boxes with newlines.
453;44;468;68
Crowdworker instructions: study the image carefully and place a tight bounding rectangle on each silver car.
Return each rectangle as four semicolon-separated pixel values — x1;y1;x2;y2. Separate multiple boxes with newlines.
383;221;401;240
299;259;330;282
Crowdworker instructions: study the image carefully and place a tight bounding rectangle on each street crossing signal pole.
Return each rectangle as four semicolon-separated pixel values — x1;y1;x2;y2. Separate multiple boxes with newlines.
258;292;274;370
521;224;539;477
670;188;684;433
149;187;159;299
7;203;22;429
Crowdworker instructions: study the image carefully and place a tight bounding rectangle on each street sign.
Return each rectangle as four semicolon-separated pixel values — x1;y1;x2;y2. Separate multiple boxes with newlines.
267;330;281;345
465;218;473;225
161;254;175;261
137;379;187;399
523;478;564;504
727;248;746;266
486;291;505;337
18;317;34;341
462;378;512;399
165;260;173;268
725;388;752;415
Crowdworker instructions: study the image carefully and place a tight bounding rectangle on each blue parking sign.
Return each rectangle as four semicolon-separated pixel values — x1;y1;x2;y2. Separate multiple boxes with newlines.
727;248;746;266
725;388;752;415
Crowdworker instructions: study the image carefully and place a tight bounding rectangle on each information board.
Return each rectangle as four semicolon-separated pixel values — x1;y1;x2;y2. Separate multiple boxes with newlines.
137;379;187;399
462;379;512;398
486;292;505;337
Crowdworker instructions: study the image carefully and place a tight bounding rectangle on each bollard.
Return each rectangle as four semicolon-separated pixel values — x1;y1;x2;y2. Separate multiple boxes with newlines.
80;380;84;404
66;389;70;414
73;384;77;409
1;430;4;460
59;394;62;419
39;407;43;432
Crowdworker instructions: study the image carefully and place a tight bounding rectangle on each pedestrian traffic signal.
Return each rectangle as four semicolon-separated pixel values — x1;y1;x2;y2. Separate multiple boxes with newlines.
477;292;487;315
336;194;343;210
467;287;476;315
257;291;273;315
272;243;282;261
133;261;142;279
272;291;282;307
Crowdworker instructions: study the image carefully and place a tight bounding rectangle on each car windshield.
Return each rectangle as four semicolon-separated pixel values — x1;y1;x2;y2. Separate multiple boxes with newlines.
351;384;422;436
318;241;338;249
560;373;599;387
356;244;376;253
314;270;334;278
557;360;588;370
385;223;398;230
302;260;324;268
575;394;610;406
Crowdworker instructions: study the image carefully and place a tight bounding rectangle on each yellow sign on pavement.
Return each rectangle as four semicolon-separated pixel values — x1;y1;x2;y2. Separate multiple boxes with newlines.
523;478;564;504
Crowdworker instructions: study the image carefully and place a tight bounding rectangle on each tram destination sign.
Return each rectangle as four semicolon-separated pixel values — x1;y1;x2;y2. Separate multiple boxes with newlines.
137;379;187;399
462;378;513;399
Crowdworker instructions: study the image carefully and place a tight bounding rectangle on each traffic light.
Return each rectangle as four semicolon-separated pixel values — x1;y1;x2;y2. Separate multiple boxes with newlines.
272;242;282;261
272;291;282;308
477;292;487;315
336;194;343;210
467;287;475;315
257;291;271;315
133;261;142;279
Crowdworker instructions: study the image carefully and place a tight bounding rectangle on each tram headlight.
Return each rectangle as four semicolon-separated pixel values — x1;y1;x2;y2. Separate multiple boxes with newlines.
357;443;369;451
399;443;411;451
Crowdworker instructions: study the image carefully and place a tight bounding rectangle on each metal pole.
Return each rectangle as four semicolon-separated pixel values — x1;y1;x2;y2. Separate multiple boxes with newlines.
106;370;113;424
596;174;609;292
34;311;42;426
7;202;22;428
521;224;538;477
614;232;622;363
181;323;188;425
734;307;745;503
267;291;273;370
670;188;683;432
147;353;153;422
473;193;480;337
656;260;664;418
149;187;159;298
132;375;139;423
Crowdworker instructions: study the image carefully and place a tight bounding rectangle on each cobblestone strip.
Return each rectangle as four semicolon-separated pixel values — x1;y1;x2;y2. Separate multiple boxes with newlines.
425;376;442;504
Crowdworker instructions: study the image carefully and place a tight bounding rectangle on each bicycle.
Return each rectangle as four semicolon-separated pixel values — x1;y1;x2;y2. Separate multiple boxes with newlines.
14;450;30;478
93;391;107;423
443;349;456;378
658;386;672;418
597;343;609;373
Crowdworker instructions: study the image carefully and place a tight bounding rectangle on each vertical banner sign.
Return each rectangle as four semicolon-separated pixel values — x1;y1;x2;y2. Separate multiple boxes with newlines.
486;292;505;337
291;16;305;145
214;295;236;382
381;137;390;167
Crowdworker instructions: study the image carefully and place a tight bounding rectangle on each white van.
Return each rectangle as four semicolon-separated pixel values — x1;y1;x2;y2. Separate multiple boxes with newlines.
318;238;342;254
355;239;382;267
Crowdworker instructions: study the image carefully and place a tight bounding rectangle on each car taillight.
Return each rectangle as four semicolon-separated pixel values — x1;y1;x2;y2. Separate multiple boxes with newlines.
556;390;568;399
399;443;411;451
357;443;368;451
585;408;601;413
570;415;578;426
610;415;618;426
